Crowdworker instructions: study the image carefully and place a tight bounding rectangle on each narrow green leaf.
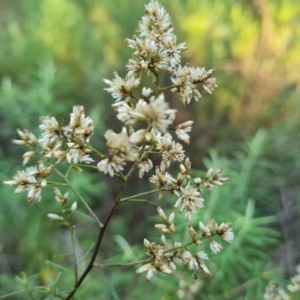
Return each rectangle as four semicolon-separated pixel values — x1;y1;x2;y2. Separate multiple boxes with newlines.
50;271;63;289
46;260;72;272
78;243;95;264
0;290;26;299
73;210;97;223
96;268;121;300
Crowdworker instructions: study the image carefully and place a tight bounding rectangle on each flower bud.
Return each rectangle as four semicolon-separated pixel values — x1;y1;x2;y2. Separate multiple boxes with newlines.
47;213;64;221
71;202;77;211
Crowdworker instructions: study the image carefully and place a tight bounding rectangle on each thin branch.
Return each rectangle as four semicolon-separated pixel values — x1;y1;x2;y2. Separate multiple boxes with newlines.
163;235;214;255
65;202;117;300
65;129;148;299
65;165;73;178
54;168;103;228
47;181;69;187
119;189;160;202
67;163;99;170
69;137;104;159
157;84;181;93
118;198;159;206
94;258;152;268
70;228;78;283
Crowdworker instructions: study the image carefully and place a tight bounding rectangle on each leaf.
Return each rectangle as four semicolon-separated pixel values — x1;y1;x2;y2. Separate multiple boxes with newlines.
0;290;26;299
45;260;72;272
73;210;97;223
113;235;135;261
78;242;95;264
96;268;121;300
50;271;63;289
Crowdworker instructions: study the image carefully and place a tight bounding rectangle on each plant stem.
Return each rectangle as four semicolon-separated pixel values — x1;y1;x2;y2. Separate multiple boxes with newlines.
54;168;103;228
64;161;139;299
69;137;104;159
65;202;117;300
65;165;73;178
94;258;152;268
68;163;99;170
65;133;149;299
118;198;159;206
162;234;214;255
47;181;69;187
157;84;181;93
119;189;159;202
70;227;78;283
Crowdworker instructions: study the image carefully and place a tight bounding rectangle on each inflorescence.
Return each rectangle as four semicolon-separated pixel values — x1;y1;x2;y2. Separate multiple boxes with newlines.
4;0;233;287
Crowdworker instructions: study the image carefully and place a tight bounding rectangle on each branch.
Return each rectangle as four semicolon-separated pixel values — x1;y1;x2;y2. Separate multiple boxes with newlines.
94;258;152;268
54;168;103;228
65;202;117;300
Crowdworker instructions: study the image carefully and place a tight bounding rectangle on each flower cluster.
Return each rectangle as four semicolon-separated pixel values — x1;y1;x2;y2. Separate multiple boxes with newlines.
264;265;300;300
3;0;234;293
3;163;53;202
101;1;227;223
177;278;202;300
288;265;300;292
97;128;138;177
136;207;234;281
264;283;290;300
4;106;94;201
136;236;180;281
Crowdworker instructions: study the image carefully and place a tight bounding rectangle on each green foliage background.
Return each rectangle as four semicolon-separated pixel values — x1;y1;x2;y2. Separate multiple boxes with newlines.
0;0;299;299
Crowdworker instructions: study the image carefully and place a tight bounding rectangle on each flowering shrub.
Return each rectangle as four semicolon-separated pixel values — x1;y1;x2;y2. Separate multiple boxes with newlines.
3;1;234;298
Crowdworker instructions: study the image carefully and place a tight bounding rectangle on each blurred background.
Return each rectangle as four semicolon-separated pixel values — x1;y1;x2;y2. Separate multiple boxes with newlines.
0;0;299;299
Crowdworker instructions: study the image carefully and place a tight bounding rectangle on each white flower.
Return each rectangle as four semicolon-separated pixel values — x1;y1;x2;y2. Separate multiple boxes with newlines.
155;207;176;234
136;237;175;281
27;184;43;202
97;156;125;177
174;185;204;221
13;129;37;147
176;121;193;144
112;101;135;124
149;168;173;188
69;106;85;129
138;158;153;178
142;1;173;39
181;251;210;275
47;213;64;221
142;87;153;98
131;94;176;133
66;144;94;164
54;187;69;205
196;251;209;261
199;221;211;237
129;129;148;144
38;116;60;147
160;142;185;171
209;240;223;254
103;72;140;102
71;202;77;211
218;227;234;243
155;132;173;151
126;57;148;77
136;263;157;281
22;151;35;166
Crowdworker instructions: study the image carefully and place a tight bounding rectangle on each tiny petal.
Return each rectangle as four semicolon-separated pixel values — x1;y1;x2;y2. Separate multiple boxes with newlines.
71;202;77;211
47;213;64;221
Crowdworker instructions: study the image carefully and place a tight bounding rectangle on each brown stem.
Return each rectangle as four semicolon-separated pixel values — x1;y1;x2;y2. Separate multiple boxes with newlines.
65;203;117;300
65;141;144;299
